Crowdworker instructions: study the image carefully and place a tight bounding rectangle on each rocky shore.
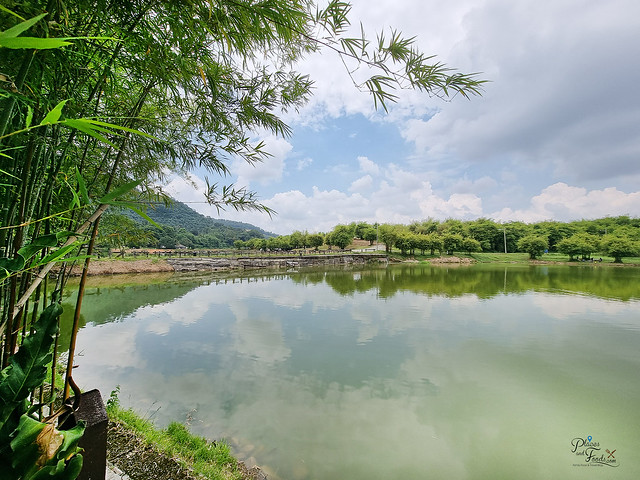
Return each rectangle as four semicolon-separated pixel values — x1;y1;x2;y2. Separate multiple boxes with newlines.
70;253;389;276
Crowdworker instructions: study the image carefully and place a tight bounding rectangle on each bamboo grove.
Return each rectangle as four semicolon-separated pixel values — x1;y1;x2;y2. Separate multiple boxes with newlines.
1;0;485;412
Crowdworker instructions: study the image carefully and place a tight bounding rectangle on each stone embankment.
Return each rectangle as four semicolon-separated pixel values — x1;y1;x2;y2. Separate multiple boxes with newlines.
167;254;388;272
73;254;388;275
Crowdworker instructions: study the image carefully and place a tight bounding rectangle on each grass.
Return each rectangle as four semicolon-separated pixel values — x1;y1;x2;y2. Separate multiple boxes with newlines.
467;252;530;263
106;391;244;480
386;250;640;265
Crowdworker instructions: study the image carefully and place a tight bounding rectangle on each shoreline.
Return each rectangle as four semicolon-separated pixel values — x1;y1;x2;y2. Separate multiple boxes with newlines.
68;253;639;277
68;253;389;276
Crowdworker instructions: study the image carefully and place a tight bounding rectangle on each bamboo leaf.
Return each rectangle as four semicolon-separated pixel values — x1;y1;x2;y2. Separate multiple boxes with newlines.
25;106;33;128
74;168;90;205
98;180;142;204
119;203;160;228
61;119;119;149
38;244;77;265
55;231;77;242
68;186;81;209
0;13;47;39
0;37;73;49
0;6;26;21
39;100;68;126
83;119;157;140
28;234;58;248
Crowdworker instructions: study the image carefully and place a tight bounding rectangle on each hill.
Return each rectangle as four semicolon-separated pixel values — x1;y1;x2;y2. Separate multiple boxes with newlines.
120;199;276;248
138;200;274;236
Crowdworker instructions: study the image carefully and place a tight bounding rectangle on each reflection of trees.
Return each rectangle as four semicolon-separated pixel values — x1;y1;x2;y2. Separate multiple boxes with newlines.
318;265;640;301
322;270;381;296
59;265;638;350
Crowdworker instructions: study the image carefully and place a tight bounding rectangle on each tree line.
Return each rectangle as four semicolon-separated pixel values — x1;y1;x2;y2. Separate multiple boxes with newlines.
233;216;640;262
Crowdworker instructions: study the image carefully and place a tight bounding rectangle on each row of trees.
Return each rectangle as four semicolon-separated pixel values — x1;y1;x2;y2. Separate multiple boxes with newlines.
233;216;639;262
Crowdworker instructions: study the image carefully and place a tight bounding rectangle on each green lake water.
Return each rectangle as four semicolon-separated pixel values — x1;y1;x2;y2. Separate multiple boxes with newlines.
61;264;640;479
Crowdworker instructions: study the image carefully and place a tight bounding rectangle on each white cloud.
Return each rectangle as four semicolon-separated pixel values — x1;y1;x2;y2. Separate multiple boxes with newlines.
358;156;381;176
395;0;640;184
492;183;640;223
349;175;374;193
231;135;293;187
296;157;313;171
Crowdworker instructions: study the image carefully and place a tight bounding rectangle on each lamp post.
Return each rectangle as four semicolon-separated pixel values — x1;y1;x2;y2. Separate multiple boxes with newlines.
503;227;507;254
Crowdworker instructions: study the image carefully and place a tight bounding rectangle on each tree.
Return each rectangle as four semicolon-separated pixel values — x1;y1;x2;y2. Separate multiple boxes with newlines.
533;221;576;251
556;233;598;260
289;231;305;249
424;233;443;255
442;233;463;254
329;225;353;250
517;235;548;259
378;224;399;253
467;218;499;251
461;237;482;254
600;235;638;263
307;233;325;250
362;227;378;245
394;233;413;255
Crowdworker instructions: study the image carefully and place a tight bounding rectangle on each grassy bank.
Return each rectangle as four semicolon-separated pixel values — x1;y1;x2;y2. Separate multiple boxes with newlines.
106;391;258;480
387;251;640;265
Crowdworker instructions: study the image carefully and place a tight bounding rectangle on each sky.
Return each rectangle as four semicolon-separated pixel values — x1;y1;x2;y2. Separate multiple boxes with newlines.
163;0;640;235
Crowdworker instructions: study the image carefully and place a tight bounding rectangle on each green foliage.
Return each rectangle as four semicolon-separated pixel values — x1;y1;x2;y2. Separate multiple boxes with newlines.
461;237;482;254
555;233;599;260
327;225;354;250
442;233;464;254
378;224;399;253
307;233;325;250
0;301;84;480
517;235;548;259
600;234;639;263
117;199;272;249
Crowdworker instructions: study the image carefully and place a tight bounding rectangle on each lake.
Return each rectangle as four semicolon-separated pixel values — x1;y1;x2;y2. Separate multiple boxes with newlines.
61;264;640;479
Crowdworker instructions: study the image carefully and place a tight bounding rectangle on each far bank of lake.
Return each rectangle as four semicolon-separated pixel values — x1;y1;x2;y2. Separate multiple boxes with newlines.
67;251;640;276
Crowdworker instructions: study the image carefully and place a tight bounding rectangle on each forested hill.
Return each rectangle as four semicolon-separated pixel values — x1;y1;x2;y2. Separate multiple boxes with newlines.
135;200;274;237
113;199;276;249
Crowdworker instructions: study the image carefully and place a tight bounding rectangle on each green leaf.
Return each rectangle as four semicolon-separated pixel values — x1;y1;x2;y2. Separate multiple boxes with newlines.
74;168;90;205
0;14;47;39
0;6;26;21
39;100;68;126
68;187;81;209
0;302;62;427
8;416;84;479
16;234;59;264
29;234;59;248
98;179;142;204
38;244;77;266
0;37;73;49
61;119;119;149
25;106;33;128
55;231;76;242
0;255;25;272
123;203;161;228
83;119;157;139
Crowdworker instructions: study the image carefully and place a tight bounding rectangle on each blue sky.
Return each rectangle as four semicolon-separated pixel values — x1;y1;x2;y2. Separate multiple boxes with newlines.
165;0;640;235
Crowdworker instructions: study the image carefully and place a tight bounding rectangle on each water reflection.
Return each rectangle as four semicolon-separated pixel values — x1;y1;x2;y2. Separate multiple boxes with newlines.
64;265;640;479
